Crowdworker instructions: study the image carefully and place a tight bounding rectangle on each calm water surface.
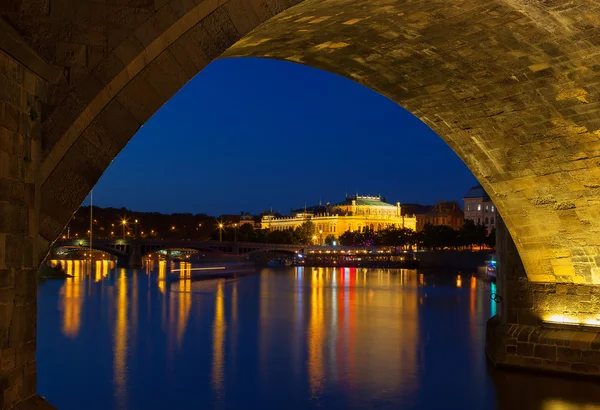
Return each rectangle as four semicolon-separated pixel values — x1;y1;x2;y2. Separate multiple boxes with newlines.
37;261;600;409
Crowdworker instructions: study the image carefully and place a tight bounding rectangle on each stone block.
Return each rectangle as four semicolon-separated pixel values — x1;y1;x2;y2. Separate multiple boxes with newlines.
4;235;24;269
591;334;600;350
3;377;21;409
22;361;36;398
571;362;592;373
517;342;533;357
0;75;21;105
517;326;533;342
557;346;581;362
569;331;597;349
20;340;35;365
224;0;261;37
1;347;16;371
174;28;210;71
2;103;20;133
0;270;15;289
581;349;600;365
534;344;557;360
8;305;27;348
115;74;163;124
0;203;27;235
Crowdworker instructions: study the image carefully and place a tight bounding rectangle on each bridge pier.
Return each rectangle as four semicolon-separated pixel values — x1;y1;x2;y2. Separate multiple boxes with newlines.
487;218;600;376
128;243;142;269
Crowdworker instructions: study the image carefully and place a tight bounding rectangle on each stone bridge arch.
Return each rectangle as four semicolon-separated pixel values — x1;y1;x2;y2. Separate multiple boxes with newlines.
18;0;599;287
2;0;600;407
52;244;128;259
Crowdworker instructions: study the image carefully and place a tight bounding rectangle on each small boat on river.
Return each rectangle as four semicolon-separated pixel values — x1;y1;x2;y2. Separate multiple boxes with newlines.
167;253;257;281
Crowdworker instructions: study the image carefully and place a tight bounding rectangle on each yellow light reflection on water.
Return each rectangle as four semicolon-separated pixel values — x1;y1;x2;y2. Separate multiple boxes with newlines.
176;277;191;347
158;261;167;294
308;270;324;397
95;260;109;282
113;269;128;410
60;272;83;338
212;281;226;396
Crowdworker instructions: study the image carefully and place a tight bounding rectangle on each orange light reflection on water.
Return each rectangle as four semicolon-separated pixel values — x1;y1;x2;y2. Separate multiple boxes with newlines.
212;281;226;397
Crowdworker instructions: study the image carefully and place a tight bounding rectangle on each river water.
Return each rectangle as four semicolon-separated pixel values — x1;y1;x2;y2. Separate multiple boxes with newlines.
37;261;600;409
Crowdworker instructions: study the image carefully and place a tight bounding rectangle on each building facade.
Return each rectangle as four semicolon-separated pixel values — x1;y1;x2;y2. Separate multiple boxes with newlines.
261;195;418;241
463;184;497;233
401;203;432;232
424;201;464;230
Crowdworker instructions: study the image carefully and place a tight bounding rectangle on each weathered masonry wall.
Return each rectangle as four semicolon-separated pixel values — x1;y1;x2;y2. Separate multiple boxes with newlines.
487;218;600;375
0;24;56;410
2;0;600;404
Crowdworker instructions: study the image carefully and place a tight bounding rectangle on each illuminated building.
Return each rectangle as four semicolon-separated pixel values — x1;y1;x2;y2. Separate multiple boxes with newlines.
261;195;417;239
424;201;464;230
463;184;497;233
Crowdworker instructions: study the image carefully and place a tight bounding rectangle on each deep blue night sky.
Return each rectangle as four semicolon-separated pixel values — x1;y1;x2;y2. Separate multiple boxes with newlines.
90;57;477;216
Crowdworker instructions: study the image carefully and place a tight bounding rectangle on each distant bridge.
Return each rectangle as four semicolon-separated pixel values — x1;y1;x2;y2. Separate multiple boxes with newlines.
51;238;304;259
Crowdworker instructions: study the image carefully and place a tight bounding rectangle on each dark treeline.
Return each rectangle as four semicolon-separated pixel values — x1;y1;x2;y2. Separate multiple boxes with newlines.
66;206;216;240
338;220;494;250
215;220;495;250
211;221;316;244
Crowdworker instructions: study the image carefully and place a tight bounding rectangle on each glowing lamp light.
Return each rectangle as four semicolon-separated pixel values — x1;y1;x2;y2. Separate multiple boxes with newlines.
543;314;600;328
332;241;337;246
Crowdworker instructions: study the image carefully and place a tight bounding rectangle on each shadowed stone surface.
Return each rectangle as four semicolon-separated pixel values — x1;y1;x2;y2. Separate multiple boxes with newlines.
2;0;600;407
0;45;47;408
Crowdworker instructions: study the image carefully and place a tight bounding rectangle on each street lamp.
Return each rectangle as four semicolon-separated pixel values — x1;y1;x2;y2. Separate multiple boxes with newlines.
234;223;238;242
218;223;224;242
312;234;317;245
319;229;323;245
121;219;127;239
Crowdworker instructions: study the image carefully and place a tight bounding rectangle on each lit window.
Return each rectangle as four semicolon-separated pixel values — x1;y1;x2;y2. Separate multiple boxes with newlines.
491;205;495;212
485;205;489;212
467;204;470;211
477;204;481;211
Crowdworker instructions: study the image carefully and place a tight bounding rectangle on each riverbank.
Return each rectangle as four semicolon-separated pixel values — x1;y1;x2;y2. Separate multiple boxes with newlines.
416;250;491;270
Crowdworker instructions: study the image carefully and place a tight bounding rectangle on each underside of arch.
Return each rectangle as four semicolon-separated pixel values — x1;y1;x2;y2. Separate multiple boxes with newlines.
3;1;600;403
30;0;600;288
